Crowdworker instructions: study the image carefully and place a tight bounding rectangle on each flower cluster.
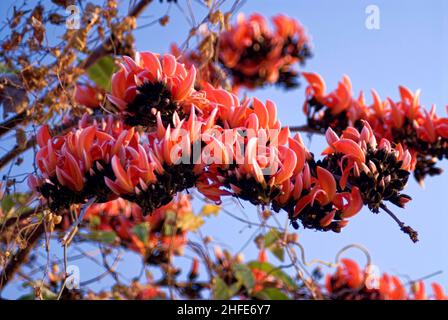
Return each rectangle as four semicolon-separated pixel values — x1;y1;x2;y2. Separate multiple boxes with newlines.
30;50;413;238
321;122;413;213
302;72;448;183
29;111;204;214
28;116;138;211
218;13;311;90
107;51;206;128
325;259;447;300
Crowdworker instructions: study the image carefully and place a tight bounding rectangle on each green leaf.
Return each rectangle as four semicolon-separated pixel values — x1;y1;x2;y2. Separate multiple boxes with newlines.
87;56;116;90
89;215;101;228
254;288;290;300
234;263;255;291
18;287;58;300
212;277;232;299
0;63;18;74
1;193;31;216
83;230;117;244
41;287;58;300
269;245;285;262
264;228;282;247
1;195;15;213
132;222;150;244
247;261;296;290
18;293;35;300
163;210;177;236
228;281;241;297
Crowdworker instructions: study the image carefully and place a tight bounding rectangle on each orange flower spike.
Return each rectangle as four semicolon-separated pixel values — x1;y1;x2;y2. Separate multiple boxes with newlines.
325;127;340;145
56;152;84;192
110;155;134;194
316;166;336;202
273;146;297;184
360;121;377;148
244;138;265;185
387;98;404;128
288;135;307;174
173;66;196;101
74;84;101;108
161;54;177;77
258;249;268;263
431;283;447;300
435;118;448;139
341;258;364;289
340;187;363;219
319;210;336;227
302;72;326;100
341;126;361;142
330;77;352;115
332;139;366;164
399;85;420;120
111;128;135;156
390;276;407;300
37;125;51;148
292;173;304;199
371;89;385;118
412;281;426;300
293;193;313;217
265;100;279;129
252;97;269;128
77;126;96;161
399;85;414;106
276;126;290;146
139;51;162;81
420;108;437;142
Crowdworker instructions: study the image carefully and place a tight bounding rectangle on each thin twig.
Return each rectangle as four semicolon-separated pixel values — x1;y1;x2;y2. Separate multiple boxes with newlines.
288;125;322;135
380;203;419;243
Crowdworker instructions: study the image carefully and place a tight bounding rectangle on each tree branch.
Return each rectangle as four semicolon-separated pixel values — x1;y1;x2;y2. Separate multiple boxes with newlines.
0;112;28;139
1;207;37;229
288;125;322;135
79;0;153;70
0;0;154;143
0;223;45;292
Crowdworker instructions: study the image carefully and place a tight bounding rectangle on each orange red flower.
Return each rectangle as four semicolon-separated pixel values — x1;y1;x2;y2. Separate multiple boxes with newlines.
326;258;447;300
303;72;448;184
85;195;191;259
107;51;206;127
218;13;311;90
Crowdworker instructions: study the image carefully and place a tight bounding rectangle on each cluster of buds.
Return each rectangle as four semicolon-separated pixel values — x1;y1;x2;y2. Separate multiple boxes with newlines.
325;259;448;300
302;72;448;183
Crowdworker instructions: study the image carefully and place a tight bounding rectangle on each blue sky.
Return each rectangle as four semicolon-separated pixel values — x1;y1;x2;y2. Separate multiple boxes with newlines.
1;0;448;298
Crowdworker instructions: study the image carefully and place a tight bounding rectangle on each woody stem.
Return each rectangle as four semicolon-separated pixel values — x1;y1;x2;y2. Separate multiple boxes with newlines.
288;125;322;135
379;203;418;243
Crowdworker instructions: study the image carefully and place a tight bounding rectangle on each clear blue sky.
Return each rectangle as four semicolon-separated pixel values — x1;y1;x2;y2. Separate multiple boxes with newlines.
1;0;448;298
